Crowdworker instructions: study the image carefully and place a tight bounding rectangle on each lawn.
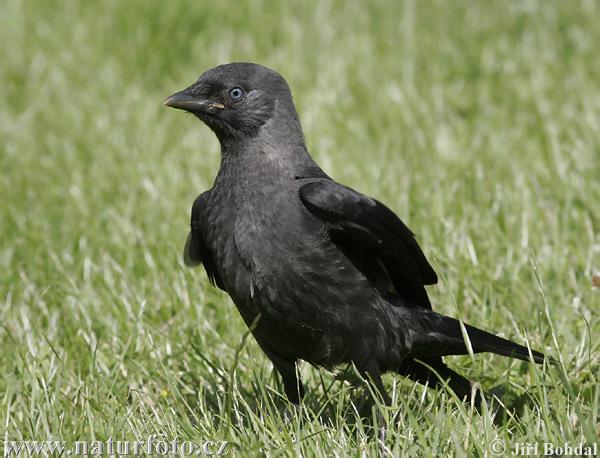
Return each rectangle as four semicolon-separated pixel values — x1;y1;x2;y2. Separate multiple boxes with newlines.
1;0;598;456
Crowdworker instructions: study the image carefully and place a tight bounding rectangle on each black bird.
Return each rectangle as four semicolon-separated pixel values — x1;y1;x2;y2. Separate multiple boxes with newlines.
164;63;545;408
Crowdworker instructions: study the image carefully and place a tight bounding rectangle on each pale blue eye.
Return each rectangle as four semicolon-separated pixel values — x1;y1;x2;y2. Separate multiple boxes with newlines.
229;88;243;100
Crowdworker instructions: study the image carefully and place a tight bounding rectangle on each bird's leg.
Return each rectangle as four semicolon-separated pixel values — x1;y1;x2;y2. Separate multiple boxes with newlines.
270;356;305;405
255;339;305;415
281;370;305;405
362;369;390;442
399;358;488;408
278;366;304;423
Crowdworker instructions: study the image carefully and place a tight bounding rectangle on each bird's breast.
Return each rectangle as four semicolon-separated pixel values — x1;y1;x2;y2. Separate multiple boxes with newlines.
204;171;398;365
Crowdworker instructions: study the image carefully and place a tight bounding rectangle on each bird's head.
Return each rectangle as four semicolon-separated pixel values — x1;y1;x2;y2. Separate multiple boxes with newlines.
164;63;299;144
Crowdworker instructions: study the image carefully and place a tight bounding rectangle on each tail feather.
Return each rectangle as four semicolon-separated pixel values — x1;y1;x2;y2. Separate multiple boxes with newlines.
405;308;546;364
462;321;545;363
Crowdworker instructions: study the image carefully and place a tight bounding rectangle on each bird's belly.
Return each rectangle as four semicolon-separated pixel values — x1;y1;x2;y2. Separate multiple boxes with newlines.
232;247;404;368
204;192;407;368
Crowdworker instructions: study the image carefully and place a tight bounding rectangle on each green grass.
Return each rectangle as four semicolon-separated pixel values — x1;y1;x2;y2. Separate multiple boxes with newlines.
1;0;599;455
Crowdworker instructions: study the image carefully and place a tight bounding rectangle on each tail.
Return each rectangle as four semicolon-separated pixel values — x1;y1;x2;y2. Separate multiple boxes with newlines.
461;320;545;363
404;308;546;364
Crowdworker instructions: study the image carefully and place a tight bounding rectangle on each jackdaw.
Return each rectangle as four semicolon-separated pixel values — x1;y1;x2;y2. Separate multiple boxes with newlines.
164;62;545;407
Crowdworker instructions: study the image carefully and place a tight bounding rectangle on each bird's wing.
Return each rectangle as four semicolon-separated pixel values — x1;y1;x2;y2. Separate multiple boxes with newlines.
299;178;437;308
184;191;226;291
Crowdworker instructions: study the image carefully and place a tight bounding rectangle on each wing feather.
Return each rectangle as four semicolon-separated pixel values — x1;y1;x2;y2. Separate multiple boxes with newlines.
184;192;226;291
299;179;437;308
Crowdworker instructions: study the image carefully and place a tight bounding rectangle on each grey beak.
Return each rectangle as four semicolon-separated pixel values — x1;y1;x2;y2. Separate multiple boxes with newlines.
163;91;215;111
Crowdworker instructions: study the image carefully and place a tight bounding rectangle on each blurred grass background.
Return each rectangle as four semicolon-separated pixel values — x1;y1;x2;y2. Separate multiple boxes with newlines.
1;0;598;455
